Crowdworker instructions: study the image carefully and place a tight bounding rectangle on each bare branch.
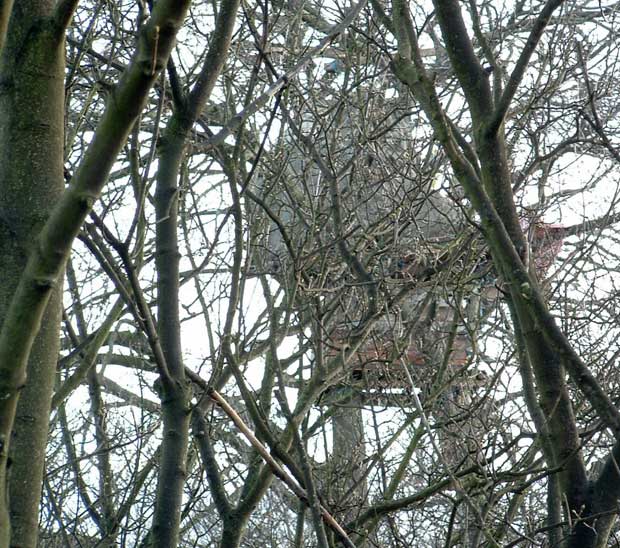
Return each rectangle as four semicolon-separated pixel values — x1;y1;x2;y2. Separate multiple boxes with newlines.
209;389;357;548
488;0;566;134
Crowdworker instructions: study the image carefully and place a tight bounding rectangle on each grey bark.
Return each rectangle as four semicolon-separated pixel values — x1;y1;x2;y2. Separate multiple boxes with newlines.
0;2;66;545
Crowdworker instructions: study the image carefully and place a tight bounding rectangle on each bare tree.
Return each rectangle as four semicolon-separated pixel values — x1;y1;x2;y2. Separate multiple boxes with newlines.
4;1;620;548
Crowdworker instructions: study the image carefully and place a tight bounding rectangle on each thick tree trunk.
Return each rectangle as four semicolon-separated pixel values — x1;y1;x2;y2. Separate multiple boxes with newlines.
0;2;65;546
220;513;249;548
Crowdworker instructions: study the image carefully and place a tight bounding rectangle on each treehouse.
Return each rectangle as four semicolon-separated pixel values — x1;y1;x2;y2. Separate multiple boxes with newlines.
324;220;566;394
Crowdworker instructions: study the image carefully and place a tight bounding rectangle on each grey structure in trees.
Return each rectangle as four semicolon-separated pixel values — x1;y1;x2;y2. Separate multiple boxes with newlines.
253;65;497;526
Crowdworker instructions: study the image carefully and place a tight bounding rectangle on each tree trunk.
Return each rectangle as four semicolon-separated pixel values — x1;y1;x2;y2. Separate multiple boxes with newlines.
148;3;240;542
0;2;65;545
332;399;368;525
220;513;249;548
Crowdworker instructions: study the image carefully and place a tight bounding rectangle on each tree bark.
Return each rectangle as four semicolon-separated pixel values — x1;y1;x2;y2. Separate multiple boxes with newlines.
0;2;65;545
0;0;191;544
147;1;240;544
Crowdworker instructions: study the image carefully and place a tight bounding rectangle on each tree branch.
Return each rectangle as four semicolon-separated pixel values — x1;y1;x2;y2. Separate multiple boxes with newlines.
209;389;357;548
432;0;493;122
488;0;566;135
0;0;191;505
53;0;80;34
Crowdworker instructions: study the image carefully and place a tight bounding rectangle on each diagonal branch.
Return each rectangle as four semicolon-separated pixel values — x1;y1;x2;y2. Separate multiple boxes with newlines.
209;389;357;548
52;0;80;34
391;0;481;188
487;0;566;135
432;0;493;121
0;0;191;494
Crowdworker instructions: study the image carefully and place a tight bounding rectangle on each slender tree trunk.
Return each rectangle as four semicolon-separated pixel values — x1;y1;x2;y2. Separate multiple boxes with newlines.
8;294;61;548
0;2;65;545
146;129;192;548
147;3;240;544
